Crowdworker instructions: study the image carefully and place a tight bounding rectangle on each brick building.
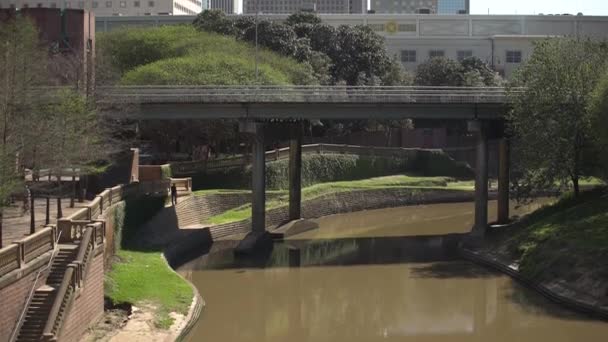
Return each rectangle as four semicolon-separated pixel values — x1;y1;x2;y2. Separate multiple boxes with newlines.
0;8;95;93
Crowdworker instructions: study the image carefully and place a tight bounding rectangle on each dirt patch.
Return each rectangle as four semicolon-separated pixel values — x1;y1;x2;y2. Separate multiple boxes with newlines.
83;303;188;342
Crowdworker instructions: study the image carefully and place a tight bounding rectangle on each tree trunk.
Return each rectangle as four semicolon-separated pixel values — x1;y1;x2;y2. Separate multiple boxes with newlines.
70;171;76;208
0;207;3;248
57;197;63;219
572;175;580;197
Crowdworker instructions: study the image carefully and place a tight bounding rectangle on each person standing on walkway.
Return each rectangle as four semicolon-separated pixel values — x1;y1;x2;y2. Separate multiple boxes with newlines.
171;183;178;206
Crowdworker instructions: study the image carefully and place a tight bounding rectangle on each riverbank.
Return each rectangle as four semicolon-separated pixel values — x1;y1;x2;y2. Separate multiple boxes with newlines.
462;187;608;319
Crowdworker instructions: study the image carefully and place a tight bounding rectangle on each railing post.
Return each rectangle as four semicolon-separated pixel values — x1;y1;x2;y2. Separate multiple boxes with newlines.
97;195;104;214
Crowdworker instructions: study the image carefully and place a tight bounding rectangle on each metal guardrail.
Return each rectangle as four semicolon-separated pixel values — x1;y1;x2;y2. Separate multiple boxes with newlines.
94;85;512;104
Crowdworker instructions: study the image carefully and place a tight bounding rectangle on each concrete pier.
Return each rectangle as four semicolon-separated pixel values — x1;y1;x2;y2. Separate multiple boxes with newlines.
497;138;510;224
469;120;488;238
289;123;302;221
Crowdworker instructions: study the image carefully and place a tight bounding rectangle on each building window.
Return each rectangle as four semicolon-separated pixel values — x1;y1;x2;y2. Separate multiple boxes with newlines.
401;50;416;63
92;1;98;7
78;0;84;8
37;3;43;7
134;0;140;7
64;1;70;8
429;50;445;58
120;1;126;7
457;50;473;61
418;8;431;14
148;0;154;6
106;1;112;7
506;50;522;63
50;2;56;7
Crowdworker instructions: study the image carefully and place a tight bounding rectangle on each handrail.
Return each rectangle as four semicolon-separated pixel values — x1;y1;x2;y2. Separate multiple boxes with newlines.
41;224;98;341
41;266;75;341
9;228;61;342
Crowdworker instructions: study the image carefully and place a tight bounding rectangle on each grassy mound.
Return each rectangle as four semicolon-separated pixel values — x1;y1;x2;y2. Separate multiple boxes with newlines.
98;25;316;85
502;188;608;281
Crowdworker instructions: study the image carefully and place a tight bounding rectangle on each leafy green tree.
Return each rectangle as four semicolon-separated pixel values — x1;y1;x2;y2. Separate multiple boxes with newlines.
507;38;608;198
414;56;501;86
285;12;322;26
192;9;235;36
588;69;608;181
414;57;463;86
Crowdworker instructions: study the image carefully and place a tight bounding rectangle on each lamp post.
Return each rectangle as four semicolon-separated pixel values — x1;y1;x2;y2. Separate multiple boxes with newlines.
254;0;259;84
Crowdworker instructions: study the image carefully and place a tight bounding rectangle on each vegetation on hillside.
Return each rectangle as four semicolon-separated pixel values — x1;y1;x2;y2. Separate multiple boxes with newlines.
202;174;474;225
489;188;608;298
193;10;411;86
189;152;473;190
97;25;317;85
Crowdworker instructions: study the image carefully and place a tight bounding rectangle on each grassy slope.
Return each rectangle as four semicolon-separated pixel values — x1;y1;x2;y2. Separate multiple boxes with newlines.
200;175;475;225
106;251;193;329
98;25;315;86
105;197;193;329
498;187;608;282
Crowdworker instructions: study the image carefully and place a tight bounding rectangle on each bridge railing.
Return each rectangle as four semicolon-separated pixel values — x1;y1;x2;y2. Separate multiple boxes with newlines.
92;85;514;104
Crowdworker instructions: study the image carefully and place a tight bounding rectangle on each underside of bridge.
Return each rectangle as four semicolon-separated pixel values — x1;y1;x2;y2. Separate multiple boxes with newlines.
236;118;511;249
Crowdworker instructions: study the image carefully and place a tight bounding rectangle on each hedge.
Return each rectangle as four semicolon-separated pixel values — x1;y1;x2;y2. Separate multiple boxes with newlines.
189;151;473;191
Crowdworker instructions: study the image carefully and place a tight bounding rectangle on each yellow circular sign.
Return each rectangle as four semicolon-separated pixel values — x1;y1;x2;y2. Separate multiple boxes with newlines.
385;21;398;34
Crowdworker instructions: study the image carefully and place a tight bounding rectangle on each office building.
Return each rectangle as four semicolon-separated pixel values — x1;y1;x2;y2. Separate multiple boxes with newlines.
370;0;468;14
241;0;365;14
1;0;205;15
437;0;468;14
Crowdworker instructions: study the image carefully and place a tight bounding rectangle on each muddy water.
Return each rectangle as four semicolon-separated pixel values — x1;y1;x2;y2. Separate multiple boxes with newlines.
178;200;608;342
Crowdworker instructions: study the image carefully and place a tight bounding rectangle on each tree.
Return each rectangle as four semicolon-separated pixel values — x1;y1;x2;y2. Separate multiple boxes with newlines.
414;56;501;86
0;16;48;247
414;57;464;86
285;12;322;26
507;38;608;199
192;9;235;36
588;69;608;181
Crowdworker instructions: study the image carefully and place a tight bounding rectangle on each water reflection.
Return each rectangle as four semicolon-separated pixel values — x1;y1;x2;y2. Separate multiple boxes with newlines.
178;201;607;342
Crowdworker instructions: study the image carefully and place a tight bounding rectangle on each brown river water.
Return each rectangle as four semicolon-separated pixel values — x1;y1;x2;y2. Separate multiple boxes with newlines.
178;200;608;342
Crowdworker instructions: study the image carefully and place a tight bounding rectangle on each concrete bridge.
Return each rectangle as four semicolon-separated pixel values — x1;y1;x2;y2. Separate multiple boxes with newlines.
94;85;513;244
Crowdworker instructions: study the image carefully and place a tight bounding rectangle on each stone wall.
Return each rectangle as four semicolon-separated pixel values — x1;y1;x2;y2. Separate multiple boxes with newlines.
59;249;105;342
0;252;52;339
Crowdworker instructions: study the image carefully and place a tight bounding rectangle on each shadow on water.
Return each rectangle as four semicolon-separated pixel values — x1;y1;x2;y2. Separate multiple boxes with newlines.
177;232;605;324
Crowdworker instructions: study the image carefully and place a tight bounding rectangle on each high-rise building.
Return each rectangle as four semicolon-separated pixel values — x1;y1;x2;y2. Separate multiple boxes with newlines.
242;0;365;14
370;0;437;14
437;0;469;14
1;0;205;15
210;0;241;13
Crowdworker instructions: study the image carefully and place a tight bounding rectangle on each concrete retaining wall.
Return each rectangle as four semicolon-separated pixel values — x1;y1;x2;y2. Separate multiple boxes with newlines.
163;188;480;267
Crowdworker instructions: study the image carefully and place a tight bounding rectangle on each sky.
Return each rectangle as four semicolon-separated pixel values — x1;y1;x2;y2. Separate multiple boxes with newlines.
470;0;608;16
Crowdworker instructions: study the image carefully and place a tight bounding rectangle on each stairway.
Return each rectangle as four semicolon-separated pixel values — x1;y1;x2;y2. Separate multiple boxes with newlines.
15;245;78;342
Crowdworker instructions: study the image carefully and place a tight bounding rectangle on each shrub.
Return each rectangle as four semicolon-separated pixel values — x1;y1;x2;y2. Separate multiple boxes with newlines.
187;151;471;190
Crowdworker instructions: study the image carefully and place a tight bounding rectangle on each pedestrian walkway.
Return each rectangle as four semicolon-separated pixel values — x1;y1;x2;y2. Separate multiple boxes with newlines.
2;197;90;246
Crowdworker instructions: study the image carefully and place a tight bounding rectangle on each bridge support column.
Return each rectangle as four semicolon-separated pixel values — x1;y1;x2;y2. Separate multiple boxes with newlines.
497;138;510;224
239;121;266;233
251;127;266;233
289;123;302;221
469;120;488;238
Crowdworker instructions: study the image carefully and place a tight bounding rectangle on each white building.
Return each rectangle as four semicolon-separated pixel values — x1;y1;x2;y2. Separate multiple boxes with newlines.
96;13;608;78
1;0;205;15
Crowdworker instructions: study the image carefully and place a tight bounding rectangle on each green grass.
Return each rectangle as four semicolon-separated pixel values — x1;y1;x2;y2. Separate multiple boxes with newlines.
105;250;193;329
99;25;316;86
204;174;473;225
502;187;608;280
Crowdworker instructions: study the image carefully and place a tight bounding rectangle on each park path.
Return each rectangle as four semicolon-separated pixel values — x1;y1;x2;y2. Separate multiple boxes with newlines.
2;197;90;246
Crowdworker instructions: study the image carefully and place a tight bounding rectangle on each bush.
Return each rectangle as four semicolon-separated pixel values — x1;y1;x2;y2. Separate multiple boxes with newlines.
187;151;471;190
